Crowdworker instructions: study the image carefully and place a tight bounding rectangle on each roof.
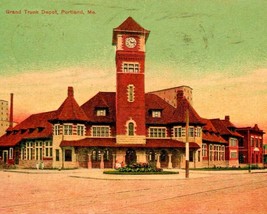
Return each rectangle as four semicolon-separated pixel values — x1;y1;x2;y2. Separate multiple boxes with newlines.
51;87;88;123
0;111;55;147
81;92;116;123
202;118;227;144
112;17;150;45
236;124;265;134
171;97;206;125
60;138;200;149
145;94;176;125
210;119;243;138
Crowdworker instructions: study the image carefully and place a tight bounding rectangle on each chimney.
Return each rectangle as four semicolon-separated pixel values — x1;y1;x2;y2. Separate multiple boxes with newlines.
9;93;13;128
68;86;74;97
225;115;230;121
176;90;184;108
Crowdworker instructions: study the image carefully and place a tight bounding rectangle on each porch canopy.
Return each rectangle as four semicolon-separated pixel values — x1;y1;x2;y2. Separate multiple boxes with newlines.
60;138;200;149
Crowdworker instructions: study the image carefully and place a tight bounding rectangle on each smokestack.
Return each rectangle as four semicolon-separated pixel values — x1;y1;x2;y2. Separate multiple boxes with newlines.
68;86;74;97
9;93;13;128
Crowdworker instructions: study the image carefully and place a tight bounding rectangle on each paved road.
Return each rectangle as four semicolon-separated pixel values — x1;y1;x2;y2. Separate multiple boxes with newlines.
0;169;266;214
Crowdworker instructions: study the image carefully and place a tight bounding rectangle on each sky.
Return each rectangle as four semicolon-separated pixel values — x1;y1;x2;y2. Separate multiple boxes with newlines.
0;0;267;140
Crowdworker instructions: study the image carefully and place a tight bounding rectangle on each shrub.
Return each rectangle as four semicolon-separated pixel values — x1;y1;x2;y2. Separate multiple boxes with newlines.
117;162;162;173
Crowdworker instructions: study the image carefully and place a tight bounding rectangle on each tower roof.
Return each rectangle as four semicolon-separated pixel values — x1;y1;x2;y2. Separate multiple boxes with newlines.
112;16;150;45
51;87;88;123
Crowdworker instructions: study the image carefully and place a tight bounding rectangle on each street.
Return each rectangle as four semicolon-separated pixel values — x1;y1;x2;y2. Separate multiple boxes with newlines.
0;169;266;214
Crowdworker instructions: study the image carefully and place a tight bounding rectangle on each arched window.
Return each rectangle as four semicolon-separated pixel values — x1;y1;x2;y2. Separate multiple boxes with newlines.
128;122;134;136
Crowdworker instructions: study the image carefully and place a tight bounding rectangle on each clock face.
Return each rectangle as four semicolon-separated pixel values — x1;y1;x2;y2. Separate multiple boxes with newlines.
125;37;137;48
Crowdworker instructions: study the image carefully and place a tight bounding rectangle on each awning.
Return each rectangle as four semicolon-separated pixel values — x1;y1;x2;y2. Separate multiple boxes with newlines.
60;138;200;149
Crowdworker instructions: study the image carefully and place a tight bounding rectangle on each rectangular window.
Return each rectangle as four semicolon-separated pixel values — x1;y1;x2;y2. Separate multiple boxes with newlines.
152;110;161;118
189;127;194;137
92;126;110;137
65;149;72;162
202;143;207;157
230;151;237;159
96;109;106;116
64;125;72;135
54;124;60;135
149;127;166;138
56;149;60;161
173;127;184;137
251;137;254;147
198;150;201;162
123;63;139;73
77;125;85;136
44;141;53;158
9;148;13;159
209;145;213;161
195;127;201;137
230;138;237;147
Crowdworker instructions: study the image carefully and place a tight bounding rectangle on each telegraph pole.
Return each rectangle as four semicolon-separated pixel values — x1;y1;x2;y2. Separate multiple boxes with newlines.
185;109;189;178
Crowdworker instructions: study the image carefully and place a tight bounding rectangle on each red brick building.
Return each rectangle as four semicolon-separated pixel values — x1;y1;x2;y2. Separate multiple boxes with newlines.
0;17;265;169
236;124;265;166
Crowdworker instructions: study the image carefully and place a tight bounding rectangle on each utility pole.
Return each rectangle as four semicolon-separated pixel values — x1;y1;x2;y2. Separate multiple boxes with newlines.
185;109;189;178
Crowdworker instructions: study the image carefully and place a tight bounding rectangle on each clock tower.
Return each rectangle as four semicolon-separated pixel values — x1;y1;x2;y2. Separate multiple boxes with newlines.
112;17;150;144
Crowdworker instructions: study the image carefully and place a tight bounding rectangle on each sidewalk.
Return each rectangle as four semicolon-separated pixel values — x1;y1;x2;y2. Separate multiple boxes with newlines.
3;168;266;180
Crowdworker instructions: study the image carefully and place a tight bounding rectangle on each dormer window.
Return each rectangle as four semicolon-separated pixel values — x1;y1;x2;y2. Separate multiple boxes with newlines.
152;110;161;118
96;109;107;116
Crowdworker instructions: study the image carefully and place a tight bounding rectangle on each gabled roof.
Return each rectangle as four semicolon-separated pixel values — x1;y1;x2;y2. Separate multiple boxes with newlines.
171;97;206;125
112;16;150;45
236;124;265;134
51;87;88;123
81;92;116;123
0;111;55;147
145;94;176;125
210;119;243;138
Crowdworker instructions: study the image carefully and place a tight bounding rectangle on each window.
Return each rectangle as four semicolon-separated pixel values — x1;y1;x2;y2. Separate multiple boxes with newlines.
230;138;237;147
77;125;85;136
152;110;161;118
189;127;194;137
230;151;237;159
128;122;134;136
198;150;201;162
209;145;213;161
221;146;225;161
195;127;201;137
23;142;34;160
35;142;43;161
65;149;72;162
96;109;106;116
127;85;135;102
44;141;53;158
92;126;110;137
149;127;166;138
173;126;185;137
251;137;254;147
64;124;73;135
54;124;60;135
123;63;139;73
56;149;60;161
9;148;13;159
202;143;207;157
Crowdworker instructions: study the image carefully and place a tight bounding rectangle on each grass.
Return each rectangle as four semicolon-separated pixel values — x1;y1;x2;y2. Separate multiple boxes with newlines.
190;165;264;171
103;170;179;175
